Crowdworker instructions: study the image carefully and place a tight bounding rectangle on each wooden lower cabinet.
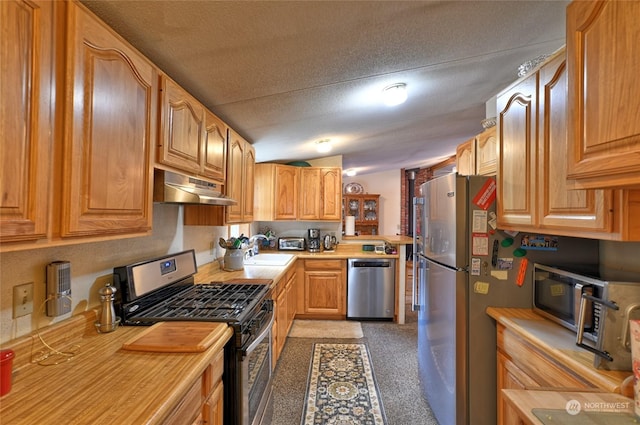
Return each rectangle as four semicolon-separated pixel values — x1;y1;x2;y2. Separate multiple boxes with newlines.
297;260;346;319
165;347;225;425
272;263;297;367
496;323;594;425
202;380;224;425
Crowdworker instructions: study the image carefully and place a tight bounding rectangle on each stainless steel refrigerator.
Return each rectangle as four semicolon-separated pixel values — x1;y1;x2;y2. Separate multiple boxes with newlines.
411;173;597;425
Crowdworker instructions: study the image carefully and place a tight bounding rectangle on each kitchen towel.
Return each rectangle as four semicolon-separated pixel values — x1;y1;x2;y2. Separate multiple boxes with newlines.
345;216;356;236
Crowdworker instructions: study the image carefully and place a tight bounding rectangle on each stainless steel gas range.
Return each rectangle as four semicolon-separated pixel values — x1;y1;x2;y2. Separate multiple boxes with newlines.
113;250;273;425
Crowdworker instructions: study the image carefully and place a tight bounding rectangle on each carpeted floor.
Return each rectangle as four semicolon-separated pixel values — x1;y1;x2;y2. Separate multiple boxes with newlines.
265;307;438;425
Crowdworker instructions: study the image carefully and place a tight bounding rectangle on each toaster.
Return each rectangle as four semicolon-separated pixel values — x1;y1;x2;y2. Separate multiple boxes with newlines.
278;237;306;251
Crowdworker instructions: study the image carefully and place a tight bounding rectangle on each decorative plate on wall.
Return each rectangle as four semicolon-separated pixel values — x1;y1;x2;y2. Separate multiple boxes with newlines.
344;182;364;194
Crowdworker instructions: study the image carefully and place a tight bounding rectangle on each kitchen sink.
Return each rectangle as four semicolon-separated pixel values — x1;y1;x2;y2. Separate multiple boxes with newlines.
243;253;294;266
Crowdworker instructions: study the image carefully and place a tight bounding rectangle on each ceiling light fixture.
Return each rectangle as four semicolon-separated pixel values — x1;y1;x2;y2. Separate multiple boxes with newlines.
315;139;332;153
382;83;407;106
346;169;357;177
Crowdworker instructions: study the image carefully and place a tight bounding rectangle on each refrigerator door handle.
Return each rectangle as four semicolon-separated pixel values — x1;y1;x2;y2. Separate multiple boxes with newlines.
412;196;424;311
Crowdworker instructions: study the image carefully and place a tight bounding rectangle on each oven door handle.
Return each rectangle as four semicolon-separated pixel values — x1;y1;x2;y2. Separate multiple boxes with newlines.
243;310;275;355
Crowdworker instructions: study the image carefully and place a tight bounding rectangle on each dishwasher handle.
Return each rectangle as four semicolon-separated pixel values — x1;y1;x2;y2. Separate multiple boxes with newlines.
350;260;391;268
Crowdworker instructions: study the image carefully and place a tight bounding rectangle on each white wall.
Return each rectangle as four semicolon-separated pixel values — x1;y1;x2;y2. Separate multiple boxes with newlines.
0;204;230;343
343;169;402;235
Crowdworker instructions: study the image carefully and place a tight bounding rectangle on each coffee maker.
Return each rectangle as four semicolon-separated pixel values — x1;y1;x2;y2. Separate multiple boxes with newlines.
307;228;321;252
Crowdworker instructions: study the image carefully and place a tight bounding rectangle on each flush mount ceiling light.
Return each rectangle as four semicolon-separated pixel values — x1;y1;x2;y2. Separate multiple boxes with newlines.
382;83;407;106
345;169;357;177
315;139;332;153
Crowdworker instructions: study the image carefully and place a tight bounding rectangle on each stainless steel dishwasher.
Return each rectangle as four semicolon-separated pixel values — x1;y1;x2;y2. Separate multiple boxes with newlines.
347;258;396;319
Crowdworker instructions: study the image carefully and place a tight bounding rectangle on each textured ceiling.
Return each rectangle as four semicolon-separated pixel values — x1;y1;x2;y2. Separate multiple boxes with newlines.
81;0;569;176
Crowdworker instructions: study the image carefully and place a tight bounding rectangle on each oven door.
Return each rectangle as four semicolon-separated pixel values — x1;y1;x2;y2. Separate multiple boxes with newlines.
242;309;275;425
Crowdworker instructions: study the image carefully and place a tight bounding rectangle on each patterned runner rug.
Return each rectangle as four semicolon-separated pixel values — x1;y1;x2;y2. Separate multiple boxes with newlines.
302;343;387;425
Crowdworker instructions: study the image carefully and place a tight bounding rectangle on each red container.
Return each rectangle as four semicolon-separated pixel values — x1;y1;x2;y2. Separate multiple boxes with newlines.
0;349;15;397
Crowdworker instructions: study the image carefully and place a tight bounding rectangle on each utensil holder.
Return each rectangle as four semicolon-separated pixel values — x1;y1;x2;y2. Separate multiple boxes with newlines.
224;248;245;271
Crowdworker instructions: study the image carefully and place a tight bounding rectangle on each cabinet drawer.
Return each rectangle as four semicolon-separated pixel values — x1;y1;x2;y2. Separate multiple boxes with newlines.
203;349;224;396
304;259;343;270
164;379;202;425
498;326;592;390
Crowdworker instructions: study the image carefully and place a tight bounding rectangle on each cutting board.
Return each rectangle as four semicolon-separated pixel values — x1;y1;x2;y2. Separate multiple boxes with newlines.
122;321;228;353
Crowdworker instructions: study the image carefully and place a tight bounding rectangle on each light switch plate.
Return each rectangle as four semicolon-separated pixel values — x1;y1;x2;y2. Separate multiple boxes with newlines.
13;282;34;318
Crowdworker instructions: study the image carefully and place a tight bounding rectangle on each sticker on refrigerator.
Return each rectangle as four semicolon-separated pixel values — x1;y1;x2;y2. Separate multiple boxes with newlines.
472;178;496;210
471;258;481;276
473;281;490;295
472;233;489;256
472;210;488;233
497;258;513;270
520;234;558;251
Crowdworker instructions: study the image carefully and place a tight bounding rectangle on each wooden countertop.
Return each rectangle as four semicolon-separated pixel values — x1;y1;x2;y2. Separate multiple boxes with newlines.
486;308;633;395
194;243;400;284
0;310;233;424
341;235;413;245
502;389;635;424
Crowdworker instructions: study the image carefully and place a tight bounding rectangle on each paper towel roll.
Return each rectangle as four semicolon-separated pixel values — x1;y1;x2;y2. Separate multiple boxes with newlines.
345;216;356;236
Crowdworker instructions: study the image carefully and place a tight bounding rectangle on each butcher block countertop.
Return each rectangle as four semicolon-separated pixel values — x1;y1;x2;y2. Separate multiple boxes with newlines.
193;242;400;285
0;310;233;424
502;389;635;424
486;308;633;395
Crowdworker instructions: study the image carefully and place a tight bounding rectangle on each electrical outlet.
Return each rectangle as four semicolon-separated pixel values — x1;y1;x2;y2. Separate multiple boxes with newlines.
13;282;34;318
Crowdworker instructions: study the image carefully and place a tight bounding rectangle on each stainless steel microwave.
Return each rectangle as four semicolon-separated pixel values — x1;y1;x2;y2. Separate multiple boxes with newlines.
533;263;640;370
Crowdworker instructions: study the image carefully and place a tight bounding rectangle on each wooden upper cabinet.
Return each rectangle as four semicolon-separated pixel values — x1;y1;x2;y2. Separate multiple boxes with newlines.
537;51;612;234
566;0;640;188
298;168;320;220
456;138;475;176
202;110;227;182
254;163;297;221
496;73;537;229
298;167;342;220
476;127;497;176
1;0;53;243
226;130;254;223
158;76;204;176
61;1;155;237
243;143;255;222
274;165;298;220
255;164;340;221
319;168;341;220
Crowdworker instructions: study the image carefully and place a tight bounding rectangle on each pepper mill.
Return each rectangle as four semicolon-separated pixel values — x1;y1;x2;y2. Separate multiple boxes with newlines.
96;283;119;333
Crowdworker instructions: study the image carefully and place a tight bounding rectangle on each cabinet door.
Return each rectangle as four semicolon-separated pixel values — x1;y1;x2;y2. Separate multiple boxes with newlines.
319;168;342;220
274;165;298;220
298;168;320;220
159;76;204;175
226;131;245;223
476;127;497;176
497;74;537;229
456;138;475;176
243;143;255;222
538;52;612;233
62;2;155;237
304;261;345;317
276;284;288;357
566;0;640;188
1;0;53;243
202;111;227;182
203;380;224;425
344;196;361;221
497;352;539;425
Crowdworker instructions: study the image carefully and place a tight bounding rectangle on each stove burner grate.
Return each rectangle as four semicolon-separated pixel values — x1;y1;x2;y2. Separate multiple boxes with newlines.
133;282;269;322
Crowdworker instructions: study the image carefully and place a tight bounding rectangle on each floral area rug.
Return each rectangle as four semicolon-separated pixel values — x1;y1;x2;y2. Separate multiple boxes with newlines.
302;343;387;425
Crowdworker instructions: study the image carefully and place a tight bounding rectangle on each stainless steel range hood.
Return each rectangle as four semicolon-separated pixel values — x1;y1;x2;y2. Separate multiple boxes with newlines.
153;169;237;206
